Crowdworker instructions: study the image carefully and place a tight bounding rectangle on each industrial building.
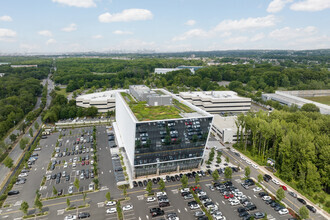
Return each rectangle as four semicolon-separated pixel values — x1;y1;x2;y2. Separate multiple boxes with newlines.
76;90;126;112
154;65;203;74
114;86;213;178
262;90;330;115
179;91;251;114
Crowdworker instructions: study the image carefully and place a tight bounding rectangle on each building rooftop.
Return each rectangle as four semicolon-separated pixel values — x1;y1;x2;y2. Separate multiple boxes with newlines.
121;89;211;121
180;91;247;100
76;90;126;102
212;115;237;131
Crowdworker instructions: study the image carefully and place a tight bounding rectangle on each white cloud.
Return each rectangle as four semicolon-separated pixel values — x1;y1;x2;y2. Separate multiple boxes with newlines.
38;30;52;37
184;20;196;26
172;29;210;41
98;9;153;23
92;35;103;39
61;23;77;32
0;15;13;22
269;26;317;40
290;0;330;11
224;36;249;44
251;33;265;41
0;28;16;41
113;30;133;35
20;43;39;51
52;0;96;8
214;15;277;31
267;0;293;13
46;39;56;45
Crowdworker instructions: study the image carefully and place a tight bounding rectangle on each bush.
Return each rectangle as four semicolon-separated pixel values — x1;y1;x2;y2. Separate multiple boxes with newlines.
325;200;330;208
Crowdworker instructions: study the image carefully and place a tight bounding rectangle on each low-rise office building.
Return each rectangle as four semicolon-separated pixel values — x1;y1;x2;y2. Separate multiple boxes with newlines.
114;86;213;178
211;115;240;143
76;90;126;112
179;91;251;114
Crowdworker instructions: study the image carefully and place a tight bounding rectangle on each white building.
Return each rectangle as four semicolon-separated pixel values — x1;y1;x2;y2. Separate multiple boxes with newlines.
114;87;213;178
179;91;251;114
262;90;330;115
211;115;240;144
76;90;126;112
154;68;180;74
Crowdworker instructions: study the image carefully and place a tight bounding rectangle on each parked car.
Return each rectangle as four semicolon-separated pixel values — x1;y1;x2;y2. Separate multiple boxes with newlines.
122;204;133;211
8;190;19;195
106;208;117;214
297;198;306;204
78;212;90;219
306;205;317;213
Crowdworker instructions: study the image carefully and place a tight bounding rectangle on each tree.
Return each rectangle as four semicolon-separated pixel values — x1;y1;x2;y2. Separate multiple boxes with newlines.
299;206;309;219
225;156;230;163
19;138;29;150
301;103;320;112
35;189;41;201
224;167;232;180
181;175;188;188
34;122;39;130
74;178;80;192
29;128;33;137
93;178;99;189
158;179;165;192
146;180;153;194
212;170;220;182
34;199;43;213
66;198;70;208
82;193;87;204
105;192;111;201
195;175;200;185
123;186;127;197
53;186;58;196
245;166;251;178
258;174;263;183
20;201;29;216
4;156;13;168
9;134;17;142
276;188;285;202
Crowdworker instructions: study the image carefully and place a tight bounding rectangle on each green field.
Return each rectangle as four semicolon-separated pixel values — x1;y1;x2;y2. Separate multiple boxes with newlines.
55;88;67;97
304;96;330;105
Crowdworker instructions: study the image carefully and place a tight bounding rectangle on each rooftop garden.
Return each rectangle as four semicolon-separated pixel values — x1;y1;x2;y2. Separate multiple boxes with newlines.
121;92;196;121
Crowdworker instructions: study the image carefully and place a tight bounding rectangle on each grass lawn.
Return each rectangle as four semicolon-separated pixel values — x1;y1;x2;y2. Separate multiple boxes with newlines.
56;88;67;97
304;96;330;105
130;103;182;121
173;99;194;113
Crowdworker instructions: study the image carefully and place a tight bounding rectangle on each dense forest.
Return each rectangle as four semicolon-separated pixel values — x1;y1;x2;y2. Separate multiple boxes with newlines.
235;110;330;210
0;63;50;141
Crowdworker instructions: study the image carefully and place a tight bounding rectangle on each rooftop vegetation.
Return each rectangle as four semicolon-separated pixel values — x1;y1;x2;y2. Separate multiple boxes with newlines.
173;99;194;113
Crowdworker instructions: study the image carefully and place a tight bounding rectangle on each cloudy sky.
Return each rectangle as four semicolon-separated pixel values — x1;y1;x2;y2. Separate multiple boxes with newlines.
0;0;330;53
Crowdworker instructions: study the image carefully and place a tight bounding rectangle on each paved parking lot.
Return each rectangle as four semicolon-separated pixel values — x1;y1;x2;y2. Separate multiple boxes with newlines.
40;127;97;198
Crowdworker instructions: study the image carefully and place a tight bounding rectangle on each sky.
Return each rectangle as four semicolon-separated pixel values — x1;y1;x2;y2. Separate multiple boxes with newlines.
0;0;330;54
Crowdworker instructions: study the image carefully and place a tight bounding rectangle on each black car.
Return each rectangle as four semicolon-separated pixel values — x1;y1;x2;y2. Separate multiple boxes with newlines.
197;216;208;220
152;178;157;184
265;199;274;205
57;189;63;196
258;192;268;197
237;207;247;213
170;176;176;182
297;198;306;204
239;211;249;217
246;204;257;211
159;202;170;207
150;208;161;213
78;212;90;219
143;180;148;186
56;178;60;184
133;181;138;187
207;169;212;175
245;178;255;186
138;181;143;187
175;175;180;181
263;174;272;182
8;190;19;195
166;176;171;182
151;210;164;217
306;205;317;213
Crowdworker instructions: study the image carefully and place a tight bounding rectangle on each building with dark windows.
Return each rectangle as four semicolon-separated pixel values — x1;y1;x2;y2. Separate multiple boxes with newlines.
179;91;251;114
115;86;213;178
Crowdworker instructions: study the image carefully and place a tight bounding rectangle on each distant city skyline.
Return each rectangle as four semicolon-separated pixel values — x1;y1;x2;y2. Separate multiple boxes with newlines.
0;0;330;54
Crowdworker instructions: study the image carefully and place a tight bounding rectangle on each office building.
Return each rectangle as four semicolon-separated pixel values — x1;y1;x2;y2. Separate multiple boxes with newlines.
211;115;244;143
115;86;213;178
179;91;251;114
76;90;126;112
154;66;204;74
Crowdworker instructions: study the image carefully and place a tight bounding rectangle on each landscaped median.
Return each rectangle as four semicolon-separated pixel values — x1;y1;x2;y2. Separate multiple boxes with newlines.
23;211;48;219
190;187;213;220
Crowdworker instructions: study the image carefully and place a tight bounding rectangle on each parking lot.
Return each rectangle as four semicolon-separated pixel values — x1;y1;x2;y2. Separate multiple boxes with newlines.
40;127;97;198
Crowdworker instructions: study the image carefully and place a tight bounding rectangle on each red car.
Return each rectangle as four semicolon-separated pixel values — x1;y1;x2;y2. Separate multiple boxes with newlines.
224;194;234;199
192;186;201;191
86;160;89;165
81;161;85;166
280;185;287;191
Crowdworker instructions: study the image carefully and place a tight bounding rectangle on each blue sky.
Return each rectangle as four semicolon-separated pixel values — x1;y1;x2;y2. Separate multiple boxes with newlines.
0;0;329;53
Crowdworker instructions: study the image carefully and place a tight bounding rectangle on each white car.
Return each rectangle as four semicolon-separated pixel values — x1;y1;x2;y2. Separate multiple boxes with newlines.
72;162;76;167
106;208;117;214
262;196;272;201
122;204;133;211
234;192;243;197
208;185;215;191
272;179;280;185
252;164;259;169
19;173;28;178
197;191;206;197
147;197;156;202
156;192;167;197
106;201;116;206
46;175;51;180
64;214;77;220
88;183;94;190
190;204;200;210
246;160;252;165
91;160;94;165
76;170;80;176
80;173;84;179
180;188;190;193
230;200;240;206
73;157;77;162
253;187;262;192
64;162;68;168
68;186;74;194
279;208;289;215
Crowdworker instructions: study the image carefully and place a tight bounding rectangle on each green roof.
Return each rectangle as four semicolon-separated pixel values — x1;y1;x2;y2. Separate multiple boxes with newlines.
121;92;195;121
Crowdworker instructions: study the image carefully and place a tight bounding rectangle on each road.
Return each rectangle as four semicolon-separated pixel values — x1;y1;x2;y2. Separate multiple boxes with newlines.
0;73;54;192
